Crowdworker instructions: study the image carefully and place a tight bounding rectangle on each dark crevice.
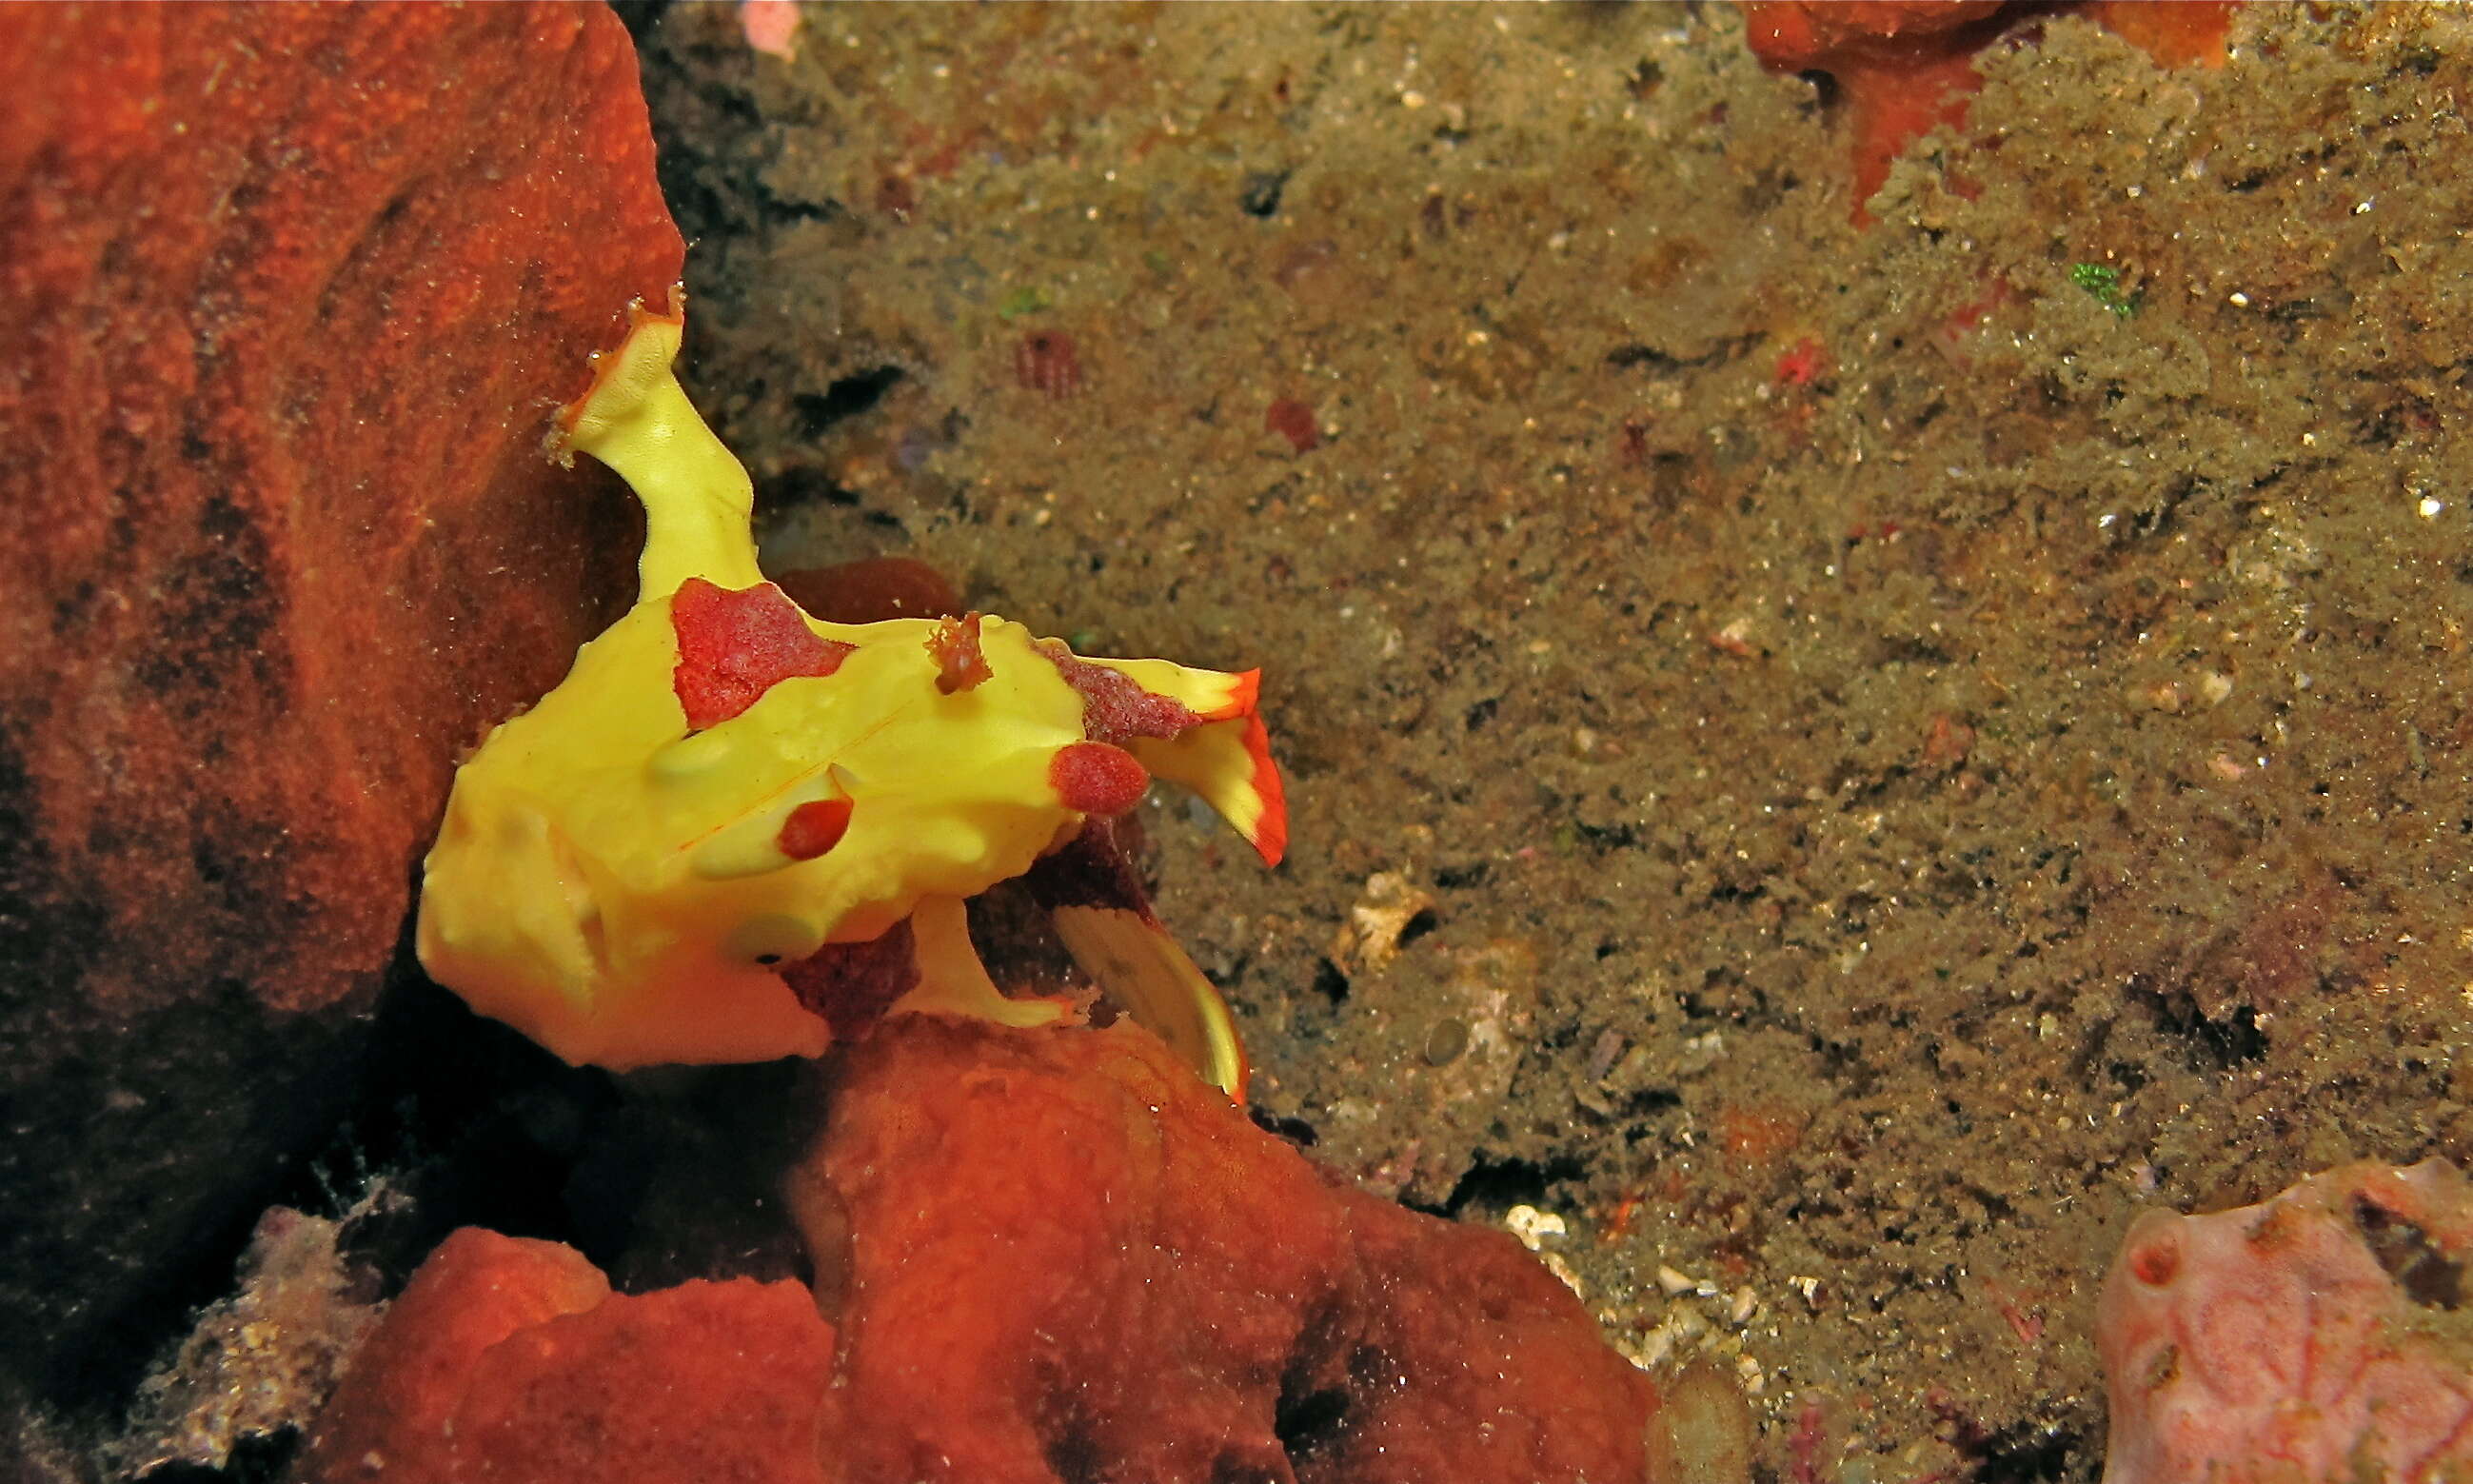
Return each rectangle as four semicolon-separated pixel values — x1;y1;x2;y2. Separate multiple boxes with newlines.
1249;1109;1319;1148
1964;1423;2083;1484
1239;170;1291;218
1042;1416;1103;1484
1271;1386;1350;1463
130;1427;300;1482
2351;1197;2463;1309
1604;333;1758;372
1419;1153;1590;1218
794;366;905;439
1573;820;1641;853
756;465;862;509
2129;984;2267;1070
1310;959;1350;1005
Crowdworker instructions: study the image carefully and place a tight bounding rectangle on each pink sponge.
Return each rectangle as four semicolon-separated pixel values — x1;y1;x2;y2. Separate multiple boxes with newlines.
2097;1159;2473;1484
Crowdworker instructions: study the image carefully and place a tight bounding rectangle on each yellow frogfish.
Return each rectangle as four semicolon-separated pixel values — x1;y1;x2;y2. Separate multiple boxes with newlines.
416;292;1282;1096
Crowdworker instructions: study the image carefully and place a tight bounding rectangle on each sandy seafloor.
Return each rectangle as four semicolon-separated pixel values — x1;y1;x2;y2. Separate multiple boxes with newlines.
639;5;2473;1479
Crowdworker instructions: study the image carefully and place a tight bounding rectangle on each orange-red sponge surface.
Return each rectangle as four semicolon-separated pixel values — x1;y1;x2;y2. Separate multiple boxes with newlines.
306;1018;1659;1483
1740;1;2237;220
1;0;683;1390
814;1017;1660;1484
302;1229;833;1484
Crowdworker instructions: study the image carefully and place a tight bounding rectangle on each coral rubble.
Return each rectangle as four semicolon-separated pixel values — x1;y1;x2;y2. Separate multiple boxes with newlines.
113;1207;381;1475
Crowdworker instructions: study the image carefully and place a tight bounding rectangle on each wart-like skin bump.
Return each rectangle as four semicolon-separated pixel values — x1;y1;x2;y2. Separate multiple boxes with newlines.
1050;742;1151;817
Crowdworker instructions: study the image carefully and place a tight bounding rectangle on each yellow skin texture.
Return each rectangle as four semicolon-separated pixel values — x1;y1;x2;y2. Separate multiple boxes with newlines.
417;300;1276;1080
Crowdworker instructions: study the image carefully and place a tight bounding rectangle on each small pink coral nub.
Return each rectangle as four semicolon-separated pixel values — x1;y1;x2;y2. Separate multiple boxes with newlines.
2096;1159;2473;1484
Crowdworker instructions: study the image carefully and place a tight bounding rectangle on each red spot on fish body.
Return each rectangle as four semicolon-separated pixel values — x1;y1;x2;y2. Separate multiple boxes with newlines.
1039;644;1205;744
671;577;853;730
778;798;854;861
1050;741;1150;816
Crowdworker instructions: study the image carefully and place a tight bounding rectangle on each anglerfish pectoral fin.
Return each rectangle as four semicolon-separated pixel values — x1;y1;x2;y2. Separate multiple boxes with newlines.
1019;819;1249;1101
1049;902;1249;1103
